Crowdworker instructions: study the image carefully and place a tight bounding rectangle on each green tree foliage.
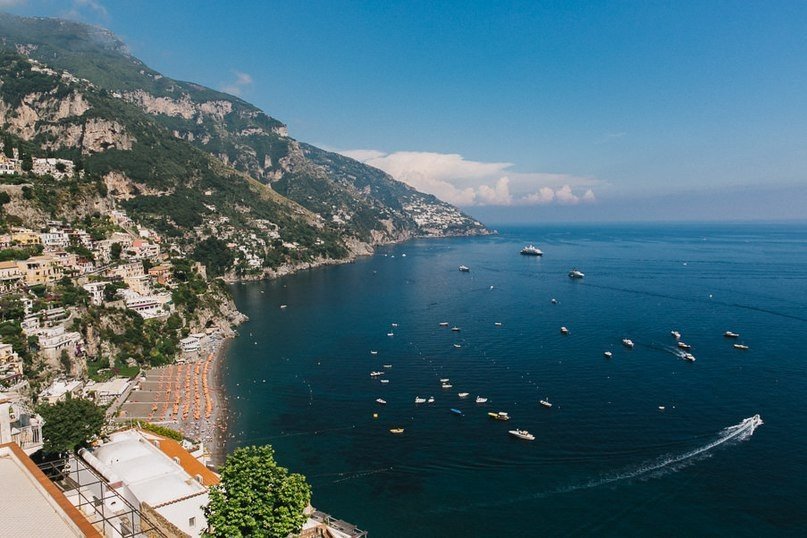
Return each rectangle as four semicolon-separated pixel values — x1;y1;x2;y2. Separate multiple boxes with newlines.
37;398;105;454
110;241;122;261
193;237;234;278
204;445;311;537
0;191;10;206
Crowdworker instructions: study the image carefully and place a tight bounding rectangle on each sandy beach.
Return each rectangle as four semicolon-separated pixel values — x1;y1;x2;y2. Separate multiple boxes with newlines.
118;340;231;465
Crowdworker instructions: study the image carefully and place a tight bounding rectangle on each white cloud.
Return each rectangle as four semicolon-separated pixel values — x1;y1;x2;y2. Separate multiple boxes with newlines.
339;149;598;207
64;0;108;20
0;0;27;8
221;70;253;96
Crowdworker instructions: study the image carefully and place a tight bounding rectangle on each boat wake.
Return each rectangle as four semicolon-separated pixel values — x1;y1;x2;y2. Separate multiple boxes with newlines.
432;415;763;512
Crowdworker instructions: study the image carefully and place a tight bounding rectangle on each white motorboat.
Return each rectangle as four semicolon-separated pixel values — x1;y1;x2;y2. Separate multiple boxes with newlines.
539;399;552;408
494;322;502;326
370;350;378;355
476;396;488;403
604;351;613;358
560;326;569;335
659;406;666;411
459;265;470;272
458;392;470;398
724;331;740;338
733;344;750;350
370;371;385;377
677;342;692;350
439;322;449;327
551;298;558;304
622;338;635;348
488;411;510;421
441;383;453;389
280;304;288;309
387;332;394;337
427;396;435;403
451;326;461;332
380;379;390;384
439;378;450;383
415;397;427;404
376;398;387;405
391;323;398;327
453;344;462;348
520;244;544;256
508;429;535;441
671;330;681;339
682;353;696;362
383;364;392;368
568;268;585;279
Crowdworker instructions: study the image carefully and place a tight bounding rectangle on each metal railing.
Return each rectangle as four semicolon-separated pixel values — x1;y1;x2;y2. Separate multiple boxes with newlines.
310;510;368;538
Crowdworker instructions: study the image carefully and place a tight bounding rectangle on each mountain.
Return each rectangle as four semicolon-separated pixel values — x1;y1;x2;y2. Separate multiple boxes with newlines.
0;13;487;277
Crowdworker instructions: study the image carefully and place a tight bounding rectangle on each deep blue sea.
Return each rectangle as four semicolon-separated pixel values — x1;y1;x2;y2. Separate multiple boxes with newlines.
223;223;807;537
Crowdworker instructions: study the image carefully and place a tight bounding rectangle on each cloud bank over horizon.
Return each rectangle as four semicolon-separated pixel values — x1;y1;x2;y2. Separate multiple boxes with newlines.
338;149;598;207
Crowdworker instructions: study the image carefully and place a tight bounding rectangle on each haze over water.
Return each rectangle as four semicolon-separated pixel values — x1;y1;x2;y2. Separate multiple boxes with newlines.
224;223;807;536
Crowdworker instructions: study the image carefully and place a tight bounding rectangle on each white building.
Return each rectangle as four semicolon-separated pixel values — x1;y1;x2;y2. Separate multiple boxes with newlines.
0;392;44;455
40;229;70;251
82;281;109;306
83;377;131;406
120;289;173;319
36;326;83;361
78;429;214;537
39;379;84;405
179;335;201;354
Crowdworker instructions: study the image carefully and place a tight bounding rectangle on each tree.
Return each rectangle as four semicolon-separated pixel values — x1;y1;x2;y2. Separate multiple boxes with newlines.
20;152;32;172
0;191;10;206
37;398;105;455
204;445;311;537
110;242;122;261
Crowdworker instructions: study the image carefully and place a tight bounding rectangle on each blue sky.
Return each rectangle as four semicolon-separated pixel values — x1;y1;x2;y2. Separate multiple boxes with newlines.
5;0;807;221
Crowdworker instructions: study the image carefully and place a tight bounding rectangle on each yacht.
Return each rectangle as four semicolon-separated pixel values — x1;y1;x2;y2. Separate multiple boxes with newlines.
622;338;635;348
733;344;750;350
671;330;681;339
458;392;470;398
415;397;427;404
677;342;692;350
370;371;385;377
568;268;585;279
560;326;569;335
376;398;387;405
604;351;613;358
508;429;535;441
390;428;405;434
459;265;470;272
488;411;510;421
724;331;740;338
476;396;488;403
539;399;553;408
520;244;544;256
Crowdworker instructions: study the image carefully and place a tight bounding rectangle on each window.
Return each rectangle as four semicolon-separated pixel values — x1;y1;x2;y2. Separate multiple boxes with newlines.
189;517;196;527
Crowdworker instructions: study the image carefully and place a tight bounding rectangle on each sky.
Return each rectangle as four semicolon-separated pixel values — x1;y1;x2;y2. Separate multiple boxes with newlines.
4;0;807;222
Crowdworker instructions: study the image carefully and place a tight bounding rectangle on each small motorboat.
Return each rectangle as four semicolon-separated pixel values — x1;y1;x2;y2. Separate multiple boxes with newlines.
733;344;750;350
370;371;385;377
658;406;666;411
622;339;635;348
488;411;510;421
551;298;558;304
450;408;463;416
453;344;462;349
520;244;544;256
458;392;470;398
604;351;613;358
508;429;535;441
539;399;552;408
439;322;449;327
476;396;488;403
494;322;502;326
459;265;470;272
280;304;288;309
387;332;394;337
415;397;427;404
441;383;453;389
671;330;681;339
560;326;569;335
383;364;392;368
390;428;405;434
677;342;692;350
568;268;585;279
376;398;387;405
451;326;461;332
724;331;740;338
682;353;696;362
439;378;450;383
370;350;378;355
380;379;390;384
391;323;398;327
427;396;435;403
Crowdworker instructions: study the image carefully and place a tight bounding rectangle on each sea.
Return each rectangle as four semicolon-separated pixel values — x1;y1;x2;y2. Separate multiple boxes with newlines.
223;223;807;537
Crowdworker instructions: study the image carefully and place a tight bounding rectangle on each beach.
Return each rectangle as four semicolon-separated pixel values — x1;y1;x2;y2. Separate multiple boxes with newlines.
117;340;231;465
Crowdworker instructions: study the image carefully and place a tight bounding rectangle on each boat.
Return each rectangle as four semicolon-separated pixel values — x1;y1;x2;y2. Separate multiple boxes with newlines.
380;379;390;384
370;371;385;377
488;411;510;421
370;350;378;355
568;268;585;279
415;397;427;404
439;322;449;327
539;399;552;408
604;351;613;358
494;322;502;326
476;396;488;403
724;331;740;338
451;326;461;332
427;396;435;403
280;304;288;309
375;398;387;405
450;408;464;416
390;428;405;434
677;342;692;350
439;378;450;383
459;265;470;272
453;344;462;348
508;429;535;441
458;392;470;398
733;344;750;350
560;326;569;335
682;353;696;362
441;383;453;389
658;406;666;411
383;364;392;368
622;339;635;348
671;330;681;339
520;244;544;256
551;298;558;304
391;323;398;327
387;332;394;337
